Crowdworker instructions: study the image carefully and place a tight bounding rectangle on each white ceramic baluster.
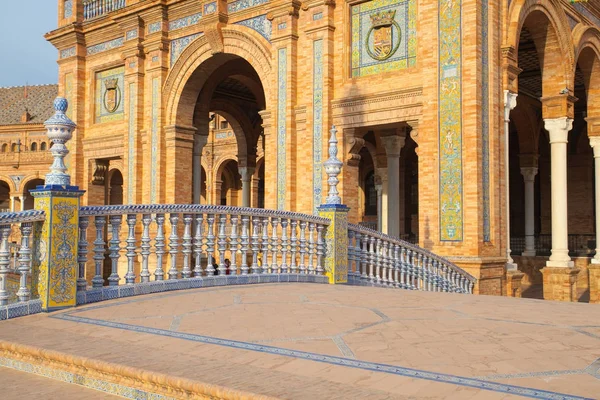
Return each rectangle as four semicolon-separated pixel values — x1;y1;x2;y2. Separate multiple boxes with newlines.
299;221;307;274
280;219;288;273
206;214;216;276
168;213;180;280
0;225;11;305
368;236;376;283
388;242;395;286
125;214;137;284
361;235;369;281
348;231;355;276
381;241;389;286
140;214;151;282
217;215;227;276
251;216;260;274
307;223;315;274
270;218;279;273
316;224;324;275
261;217;269;274
375;238;382;284
182;214;193;278
393;244;400;288
108;215;122;286
78;216;89;292
289;220;298;273
92;216;105;287
193;214;204;277
154;214;166;281
240;215;250;275
230;215;239;276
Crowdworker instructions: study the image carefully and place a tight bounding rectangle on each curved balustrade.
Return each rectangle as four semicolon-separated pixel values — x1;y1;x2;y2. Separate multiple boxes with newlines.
83;0;126;20
77;205;330;292
0;210;46;306
347;223;475;294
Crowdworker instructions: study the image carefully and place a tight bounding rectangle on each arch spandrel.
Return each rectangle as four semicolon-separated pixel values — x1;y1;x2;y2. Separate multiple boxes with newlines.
164;26;273;127
573;26;600;123
506;0;575;94
0;176;17;194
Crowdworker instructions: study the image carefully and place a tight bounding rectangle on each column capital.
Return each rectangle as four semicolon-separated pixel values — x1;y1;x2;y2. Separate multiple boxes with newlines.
541;94;577;120
520;167;538;182
503;90;518;122
586;116;600;137
544;117;573;144
518;153;539;168
375;168;388;184
380;133;406;158
239;167;255;181
589;136;600;158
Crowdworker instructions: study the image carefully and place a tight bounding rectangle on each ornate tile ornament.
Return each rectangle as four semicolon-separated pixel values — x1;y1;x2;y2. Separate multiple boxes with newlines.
351;0;416;78
313;40;324;212
277;48;287;210
125;29;138;41
204;2;217;14
128;84;136;204
60;47;75;59
234;15;272;41
168;13;203;31
170;33;203;66
95;67;125;124
63;0;73;18
151;78;159;204
9;175;24;191
87;37;124;55
482;0;490;242
148;22;162;34
228;0;269;13
318;205;349;283
438;0;463;241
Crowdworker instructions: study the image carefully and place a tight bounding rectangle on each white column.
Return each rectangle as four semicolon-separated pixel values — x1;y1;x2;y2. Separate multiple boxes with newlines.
381;133;406;238
239;167;255;208
375;180;383;232
9;196;15;212
376;168;388;234
504;90;518;269
520;167;538;257
19;196;25;211
192;135;208;204
589;136;600;264
545;117;574;268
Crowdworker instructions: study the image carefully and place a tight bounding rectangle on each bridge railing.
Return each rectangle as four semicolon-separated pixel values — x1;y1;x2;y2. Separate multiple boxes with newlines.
83;0;127;21
77;205;330;295
347;224;475;294
0;211;45;307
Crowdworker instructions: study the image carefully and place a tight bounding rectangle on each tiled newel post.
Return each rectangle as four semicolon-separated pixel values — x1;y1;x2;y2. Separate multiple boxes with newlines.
31;98;85;311
318;126;349;284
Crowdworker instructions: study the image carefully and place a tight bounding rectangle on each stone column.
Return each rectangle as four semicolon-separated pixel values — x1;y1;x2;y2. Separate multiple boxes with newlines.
376;168;388;234
504;90;518;269
239;167;255;208
590;136;600;264
380;131;406;238
9;196;15;212
192;134;208;204
251;176;260;208
520;166;538;257
19;196;25;211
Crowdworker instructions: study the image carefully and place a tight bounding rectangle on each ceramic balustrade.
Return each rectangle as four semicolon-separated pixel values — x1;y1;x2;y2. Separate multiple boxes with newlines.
77;205;330;289
0;210;45;306
83;0;126;20
347;224;475;294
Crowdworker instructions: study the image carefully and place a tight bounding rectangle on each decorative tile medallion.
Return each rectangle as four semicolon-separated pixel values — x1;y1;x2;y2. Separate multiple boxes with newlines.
351;0;416;78
204;2;217;14
277;48;287;210
313;39;324;212
482;1;490;242
128;83;136;204
64;0;73;18
151;78;159;204
95;67;125;124
438;0;462;241
60;47;75;59
313;12;323;21
228;0;269;13
168;12;202;31
148;22;162;34
234;15;272;41
170;33;203;67
87;37;124;56
125;29;138;41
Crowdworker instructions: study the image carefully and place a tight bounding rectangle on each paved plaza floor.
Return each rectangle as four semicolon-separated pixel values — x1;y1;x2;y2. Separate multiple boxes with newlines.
0;283;599;399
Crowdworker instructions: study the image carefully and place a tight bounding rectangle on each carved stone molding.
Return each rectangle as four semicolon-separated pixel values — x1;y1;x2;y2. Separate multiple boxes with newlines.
91;159;109;186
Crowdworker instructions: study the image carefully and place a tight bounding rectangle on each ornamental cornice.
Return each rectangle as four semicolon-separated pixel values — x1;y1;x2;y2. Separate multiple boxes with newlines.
332;87;422;110
267;0;303;19
301;0;336;11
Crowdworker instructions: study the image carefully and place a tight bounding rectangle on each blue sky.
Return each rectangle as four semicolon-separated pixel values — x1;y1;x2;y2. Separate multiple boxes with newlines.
0;1;58;87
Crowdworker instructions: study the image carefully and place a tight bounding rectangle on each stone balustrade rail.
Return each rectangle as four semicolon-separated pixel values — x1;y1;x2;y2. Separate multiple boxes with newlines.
347;223;475;294
83;0;127;20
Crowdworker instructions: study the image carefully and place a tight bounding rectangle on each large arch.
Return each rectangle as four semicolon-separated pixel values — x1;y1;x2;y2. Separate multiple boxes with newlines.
506;0;575;95
164;26;272;127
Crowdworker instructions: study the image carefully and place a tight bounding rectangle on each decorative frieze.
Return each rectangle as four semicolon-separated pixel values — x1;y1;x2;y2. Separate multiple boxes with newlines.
481;0;490;242
234;15;272;41
277;48;287;210
127;83;136;204
150;78;159;204
87;37;124;55
313;40;324;212
168;13;202;31
63;0;73;19
125;29;138;41
148;22;162;34
170;33;203;66
60;47;75;59
438;0;463;241
204;2;217;14
228;0;269;13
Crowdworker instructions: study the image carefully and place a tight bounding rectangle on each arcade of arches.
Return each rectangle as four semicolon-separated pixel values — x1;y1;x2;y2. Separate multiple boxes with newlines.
38;0;600;301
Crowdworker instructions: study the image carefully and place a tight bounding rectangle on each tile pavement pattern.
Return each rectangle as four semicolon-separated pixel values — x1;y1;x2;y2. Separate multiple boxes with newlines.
0;284;599;399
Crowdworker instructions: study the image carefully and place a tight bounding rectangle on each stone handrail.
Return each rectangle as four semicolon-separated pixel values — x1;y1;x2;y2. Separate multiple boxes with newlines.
83;0;126;20
77;205;330;289
347;223;475;294
0;210;46;306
